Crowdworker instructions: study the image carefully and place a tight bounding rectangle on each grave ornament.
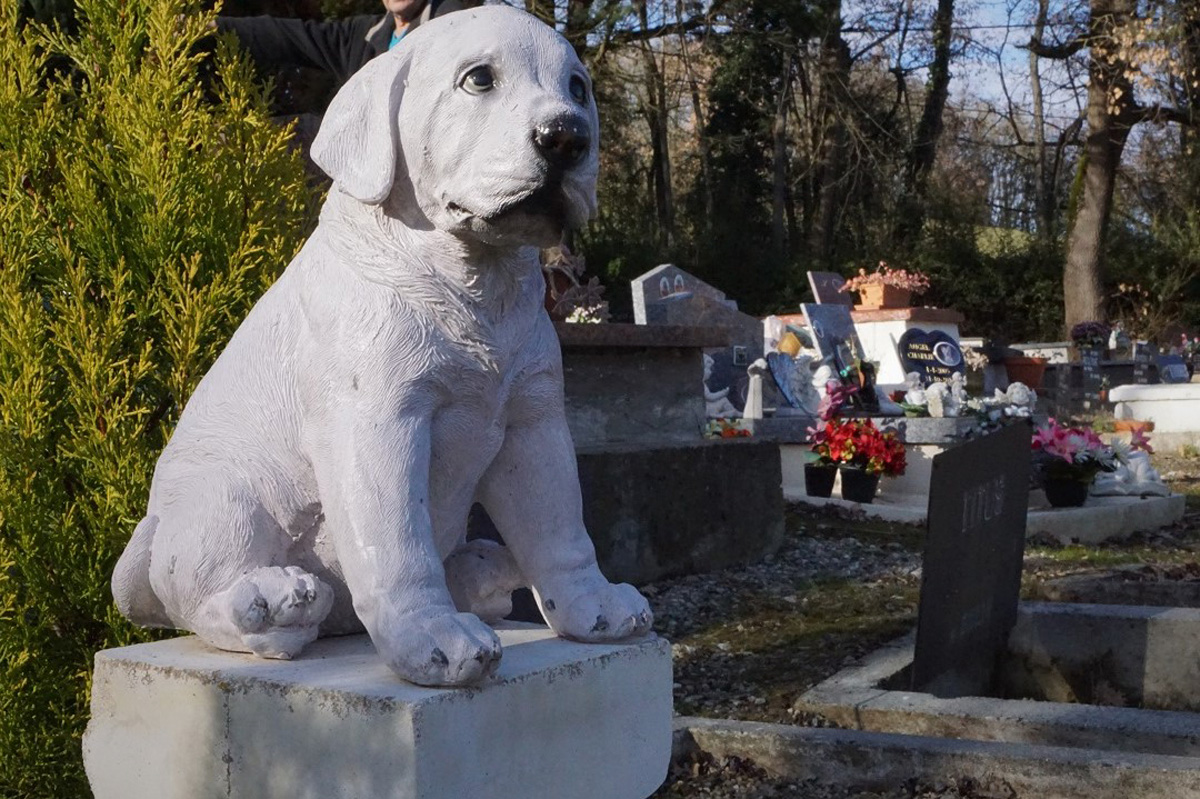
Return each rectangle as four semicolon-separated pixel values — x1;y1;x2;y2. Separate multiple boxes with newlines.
903;372;927;406
704;353;742;417
744;358;769;419
1092;450;1171;497
110;7;652;688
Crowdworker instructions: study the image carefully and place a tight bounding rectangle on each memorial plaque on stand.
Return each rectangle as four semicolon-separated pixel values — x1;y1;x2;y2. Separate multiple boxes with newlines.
802;303;872;412
1079;345;1103;409
897;328;966;385
806;271;854;305
1133;342;1154;384
912;421;1032;698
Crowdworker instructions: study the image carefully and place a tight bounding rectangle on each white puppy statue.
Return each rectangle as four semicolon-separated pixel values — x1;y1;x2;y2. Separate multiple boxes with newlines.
112;6;652;686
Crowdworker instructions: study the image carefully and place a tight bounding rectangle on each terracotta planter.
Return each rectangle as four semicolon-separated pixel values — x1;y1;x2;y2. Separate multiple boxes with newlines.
804;463;837;498
1004;356;1047;389
854;284;912;311
839;465;880;504
1044;478;1089;508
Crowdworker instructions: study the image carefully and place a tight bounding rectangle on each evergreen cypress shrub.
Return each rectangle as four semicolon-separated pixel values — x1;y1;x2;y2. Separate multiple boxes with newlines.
0;1;313;794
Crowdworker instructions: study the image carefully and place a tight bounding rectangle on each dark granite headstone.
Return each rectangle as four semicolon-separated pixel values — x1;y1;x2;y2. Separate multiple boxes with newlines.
1133;342;1154;385
631;265;764;414
802;303;869;412
1079;345;1103;407
1159;354;1190;384
897;329;966;385
1054;359;1073;415
806;271;854;305
912;421;1032;698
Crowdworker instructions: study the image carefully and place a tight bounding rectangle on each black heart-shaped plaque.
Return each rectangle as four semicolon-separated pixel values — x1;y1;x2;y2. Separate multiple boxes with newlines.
897;328;965;385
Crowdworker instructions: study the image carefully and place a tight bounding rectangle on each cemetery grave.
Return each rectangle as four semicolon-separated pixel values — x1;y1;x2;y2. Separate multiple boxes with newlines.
649;455;1200;798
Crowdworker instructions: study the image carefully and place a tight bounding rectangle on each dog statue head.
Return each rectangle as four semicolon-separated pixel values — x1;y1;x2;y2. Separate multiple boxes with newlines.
312;6;599;249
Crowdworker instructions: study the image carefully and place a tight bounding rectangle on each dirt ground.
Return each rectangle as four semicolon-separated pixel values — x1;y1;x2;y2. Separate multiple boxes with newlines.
646;449;1200;798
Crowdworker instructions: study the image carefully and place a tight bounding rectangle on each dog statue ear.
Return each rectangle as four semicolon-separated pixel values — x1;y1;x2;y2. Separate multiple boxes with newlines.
311;50;409;205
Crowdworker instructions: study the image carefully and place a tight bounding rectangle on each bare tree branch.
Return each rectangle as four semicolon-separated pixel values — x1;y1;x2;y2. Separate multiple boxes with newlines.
1024;35;1087;60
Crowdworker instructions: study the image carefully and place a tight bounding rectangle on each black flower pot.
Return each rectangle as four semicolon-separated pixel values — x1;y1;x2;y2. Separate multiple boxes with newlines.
839;465;880;504
1044;477;1089;508
805;463;837;498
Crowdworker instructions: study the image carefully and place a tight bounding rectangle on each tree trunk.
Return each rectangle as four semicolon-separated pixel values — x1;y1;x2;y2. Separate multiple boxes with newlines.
895;0;954;244
678;0;713;234
809;0;850;264
771;54;793;259
564;0;589;56
638;3;674;249
526;0;555;28
1029;0;1054;239
1062;0;1136;331
1179;5;1200;208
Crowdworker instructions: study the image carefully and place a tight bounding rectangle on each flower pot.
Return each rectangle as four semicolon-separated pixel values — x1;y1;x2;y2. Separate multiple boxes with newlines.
804;463;837;498
854;284;912;311
1044;477;1090;508
1004;356;1047;389
839;465;880;504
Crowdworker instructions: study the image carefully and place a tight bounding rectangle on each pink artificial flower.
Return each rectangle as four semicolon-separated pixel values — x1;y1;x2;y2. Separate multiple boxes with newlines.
1130;427;1155;454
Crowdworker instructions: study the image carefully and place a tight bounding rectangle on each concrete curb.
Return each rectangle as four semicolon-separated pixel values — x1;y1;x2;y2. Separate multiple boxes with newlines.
784;493;1186;544
674;716;1200;799
798;610;1200;758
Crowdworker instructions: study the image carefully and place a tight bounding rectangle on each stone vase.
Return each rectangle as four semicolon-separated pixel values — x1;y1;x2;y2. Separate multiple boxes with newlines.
1044;477;1090;508
839;465;880;504
854;284;911;310
804;463;837;498
1004;356;1047;389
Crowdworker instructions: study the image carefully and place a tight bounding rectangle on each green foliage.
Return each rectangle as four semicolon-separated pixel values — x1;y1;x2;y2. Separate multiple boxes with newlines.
912;221;1065;342
0;0;313;793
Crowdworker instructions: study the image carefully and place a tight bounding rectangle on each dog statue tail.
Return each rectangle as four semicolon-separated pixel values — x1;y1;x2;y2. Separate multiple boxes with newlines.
111;515;172;627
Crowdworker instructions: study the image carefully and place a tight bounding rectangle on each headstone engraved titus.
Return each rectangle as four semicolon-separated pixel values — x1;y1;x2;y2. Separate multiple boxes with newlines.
897;328;966;385
912;421;1032;697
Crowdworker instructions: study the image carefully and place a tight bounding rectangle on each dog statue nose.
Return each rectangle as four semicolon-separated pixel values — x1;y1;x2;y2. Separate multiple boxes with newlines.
533;117;590;168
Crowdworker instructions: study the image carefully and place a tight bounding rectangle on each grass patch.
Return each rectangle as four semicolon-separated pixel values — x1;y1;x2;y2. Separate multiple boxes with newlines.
672;577;919;722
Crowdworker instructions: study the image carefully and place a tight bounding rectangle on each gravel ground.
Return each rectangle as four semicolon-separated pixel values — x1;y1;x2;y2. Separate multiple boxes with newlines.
644;453;1200;798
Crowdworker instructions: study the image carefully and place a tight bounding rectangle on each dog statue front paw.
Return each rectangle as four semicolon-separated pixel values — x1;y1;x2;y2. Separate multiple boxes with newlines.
377;608;503;686
537;579;653;643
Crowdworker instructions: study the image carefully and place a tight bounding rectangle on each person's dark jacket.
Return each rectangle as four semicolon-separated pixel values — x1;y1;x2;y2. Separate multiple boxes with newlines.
215;0;472;87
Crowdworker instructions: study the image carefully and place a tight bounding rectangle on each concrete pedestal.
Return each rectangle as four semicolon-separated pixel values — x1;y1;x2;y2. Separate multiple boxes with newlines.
84;624;672;799
850;307;965;389
1112;383;1200;433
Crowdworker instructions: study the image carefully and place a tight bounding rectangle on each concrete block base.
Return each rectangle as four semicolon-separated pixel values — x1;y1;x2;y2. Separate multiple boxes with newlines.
797;605;1200;759
677;717;1200;799
786;489;1185;544
577;440;784;585
84;625;672;799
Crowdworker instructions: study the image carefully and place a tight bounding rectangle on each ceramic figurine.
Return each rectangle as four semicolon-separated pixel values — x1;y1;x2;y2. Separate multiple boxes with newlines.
704;353;742;417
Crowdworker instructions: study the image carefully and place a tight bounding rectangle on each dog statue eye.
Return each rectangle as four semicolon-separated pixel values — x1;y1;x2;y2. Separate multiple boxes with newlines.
462;66;495;95
568;75;588;105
